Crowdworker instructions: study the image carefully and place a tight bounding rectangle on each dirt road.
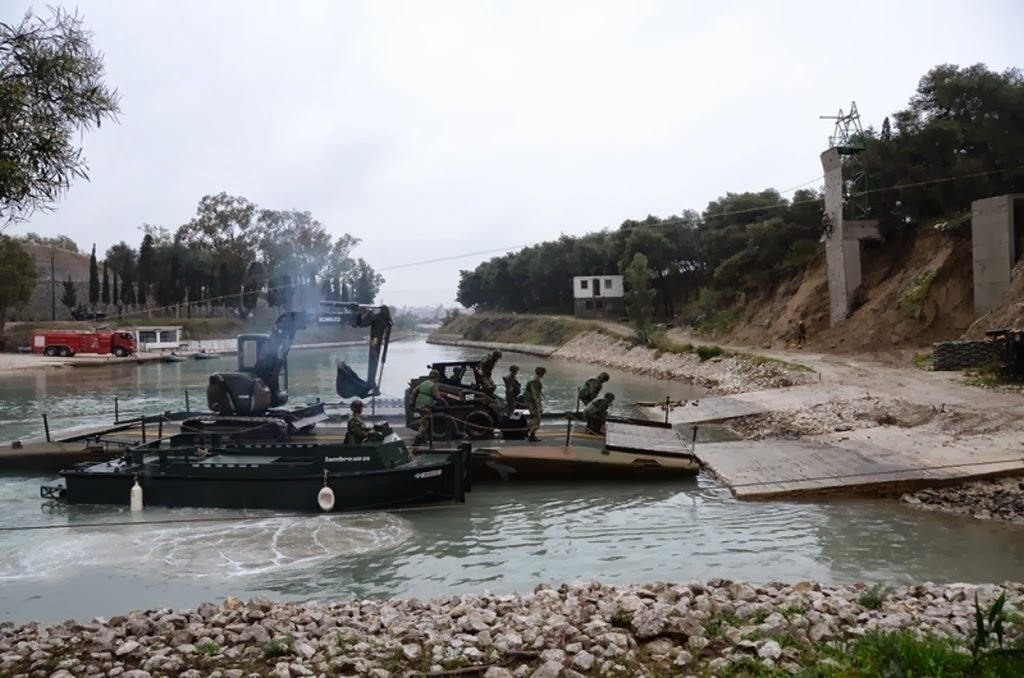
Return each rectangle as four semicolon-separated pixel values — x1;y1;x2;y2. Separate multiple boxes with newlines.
666;328;1024;443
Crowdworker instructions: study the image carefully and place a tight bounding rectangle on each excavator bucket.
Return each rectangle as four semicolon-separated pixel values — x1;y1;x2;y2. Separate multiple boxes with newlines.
336;362;379;399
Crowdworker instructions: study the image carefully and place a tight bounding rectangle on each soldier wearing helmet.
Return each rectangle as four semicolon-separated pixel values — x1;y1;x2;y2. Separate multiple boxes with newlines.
347;399;370;443
478;350;502;395
583;392;615;435
502;364;521;417
523;366;547;441
578;371;610;407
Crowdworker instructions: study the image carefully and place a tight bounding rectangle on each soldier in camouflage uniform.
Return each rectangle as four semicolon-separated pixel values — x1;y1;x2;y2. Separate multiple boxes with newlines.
577;372;610;407
414;369;443;443
583;393;615;434
347;400;371;443
502;364;521;417
478;350;502;395
523;366;546;442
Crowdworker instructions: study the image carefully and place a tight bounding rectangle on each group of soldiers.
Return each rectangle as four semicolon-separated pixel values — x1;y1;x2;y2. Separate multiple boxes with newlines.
347;349;617;444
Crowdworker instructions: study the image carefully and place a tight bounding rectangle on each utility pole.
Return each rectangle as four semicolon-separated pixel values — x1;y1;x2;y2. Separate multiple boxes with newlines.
50;249;56;321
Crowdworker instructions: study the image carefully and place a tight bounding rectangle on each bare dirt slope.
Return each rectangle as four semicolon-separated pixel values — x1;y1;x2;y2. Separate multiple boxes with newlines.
711;229;975;354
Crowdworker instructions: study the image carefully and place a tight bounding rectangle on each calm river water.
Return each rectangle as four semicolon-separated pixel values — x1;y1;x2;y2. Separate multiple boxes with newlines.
2;338;1024;623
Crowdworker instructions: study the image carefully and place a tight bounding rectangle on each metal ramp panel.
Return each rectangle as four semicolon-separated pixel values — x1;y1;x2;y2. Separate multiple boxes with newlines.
605;422;692;456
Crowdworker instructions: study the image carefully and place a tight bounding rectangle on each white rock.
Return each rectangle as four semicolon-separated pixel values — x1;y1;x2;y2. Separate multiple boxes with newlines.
572;650;595;671
531;661;563;678
758;640;782;661
114;641;140;657
674;650;694;666
402;643;421;662
484;669;514;678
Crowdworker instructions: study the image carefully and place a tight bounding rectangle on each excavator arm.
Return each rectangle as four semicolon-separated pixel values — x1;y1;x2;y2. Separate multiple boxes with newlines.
316;300;394;399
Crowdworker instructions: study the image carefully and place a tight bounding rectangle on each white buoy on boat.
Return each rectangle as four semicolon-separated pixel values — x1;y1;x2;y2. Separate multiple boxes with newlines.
317;486;335;512
130;479;143;512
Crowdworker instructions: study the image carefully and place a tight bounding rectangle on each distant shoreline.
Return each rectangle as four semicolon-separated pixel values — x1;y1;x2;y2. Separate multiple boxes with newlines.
0;332;418;376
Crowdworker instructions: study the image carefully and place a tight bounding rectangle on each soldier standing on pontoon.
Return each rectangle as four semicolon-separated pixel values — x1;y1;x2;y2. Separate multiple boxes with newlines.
523;366;546;442
502;364;521;416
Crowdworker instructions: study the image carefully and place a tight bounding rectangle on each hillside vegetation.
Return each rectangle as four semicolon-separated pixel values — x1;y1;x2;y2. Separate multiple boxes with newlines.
437;313;626;347
453;63;1024;349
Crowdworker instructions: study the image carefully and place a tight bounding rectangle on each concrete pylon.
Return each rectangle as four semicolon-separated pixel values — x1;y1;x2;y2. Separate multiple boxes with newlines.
821;149;849;326
820;149;881;327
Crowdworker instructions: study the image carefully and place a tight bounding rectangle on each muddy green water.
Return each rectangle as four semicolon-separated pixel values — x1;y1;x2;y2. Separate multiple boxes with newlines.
2;339;1024;623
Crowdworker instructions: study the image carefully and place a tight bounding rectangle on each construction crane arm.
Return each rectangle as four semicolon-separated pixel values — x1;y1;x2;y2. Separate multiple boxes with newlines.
315;300;394;399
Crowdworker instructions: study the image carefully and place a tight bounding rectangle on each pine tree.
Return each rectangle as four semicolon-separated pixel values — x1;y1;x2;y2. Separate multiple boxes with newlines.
137;234;153;307
60;276;77;312
101;261;110;306
121;269;135;306
112;273;119;308
88;244;99;309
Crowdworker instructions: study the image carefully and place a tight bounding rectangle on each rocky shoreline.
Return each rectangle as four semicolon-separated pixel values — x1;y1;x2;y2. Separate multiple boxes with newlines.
428;331;812;395
2;580;1020;677
553;332;814;396
903;477;1024;526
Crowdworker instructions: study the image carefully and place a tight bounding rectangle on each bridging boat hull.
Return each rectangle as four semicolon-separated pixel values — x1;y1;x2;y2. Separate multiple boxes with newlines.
55;440;469;513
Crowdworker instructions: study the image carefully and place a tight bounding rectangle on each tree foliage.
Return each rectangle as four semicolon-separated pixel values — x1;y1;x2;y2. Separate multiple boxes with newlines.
88;245;99;308
624;253;656;329
455;63;1024;316
101;261;109;305
20;232;79;252
60;276;77;311
0;7;120;225
0;236;37;341
21;194;387;316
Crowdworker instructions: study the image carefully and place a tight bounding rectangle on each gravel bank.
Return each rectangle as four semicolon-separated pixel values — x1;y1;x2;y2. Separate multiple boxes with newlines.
2;580;1019;677
555;332;814;395
729;397;937;440
903;478;1024;526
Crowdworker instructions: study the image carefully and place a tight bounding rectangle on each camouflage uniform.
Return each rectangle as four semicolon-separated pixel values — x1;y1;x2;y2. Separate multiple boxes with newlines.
502;366;521;417
347;400;375;443
479;351;501;395
523;368;545;441
583;394;614;434
415;375;440;439
578;372;609;407
347;412;370;443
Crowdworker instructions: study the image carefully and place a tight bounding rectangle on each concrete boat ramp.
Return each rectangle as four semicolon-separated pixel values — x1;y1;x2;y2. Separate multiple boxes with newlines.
655;385;1024;500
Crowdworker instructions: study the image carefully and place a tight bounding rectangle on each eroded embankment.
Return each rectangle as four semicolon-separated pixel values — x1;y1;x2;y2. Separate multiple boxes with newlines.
431;314;813;395
554;332;813;396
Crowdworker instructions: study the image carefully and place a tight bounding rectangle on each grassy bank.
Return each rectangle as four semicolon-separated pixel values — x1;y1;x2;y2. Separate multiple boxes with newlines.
437;313;628;347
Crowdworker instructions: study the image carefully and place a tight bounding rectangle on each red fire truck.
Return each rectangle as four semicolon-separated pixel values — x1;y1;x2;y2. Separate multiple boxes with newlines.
31;330;138;357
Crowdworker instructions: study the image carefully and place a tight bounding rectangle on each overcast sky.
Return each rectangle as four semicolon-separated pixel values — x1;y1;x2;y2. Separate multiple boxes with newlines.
5;0;1019;308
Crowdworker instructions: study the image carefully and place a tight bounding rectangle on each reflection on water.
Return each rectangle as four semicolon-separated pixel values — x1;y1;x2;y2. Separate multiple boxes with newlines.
3;339;1024;623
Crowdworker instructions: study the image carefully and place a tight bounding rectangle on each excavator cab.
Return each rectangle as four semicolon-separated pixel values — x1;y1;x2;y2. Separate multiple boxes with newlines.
206;312;306;416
